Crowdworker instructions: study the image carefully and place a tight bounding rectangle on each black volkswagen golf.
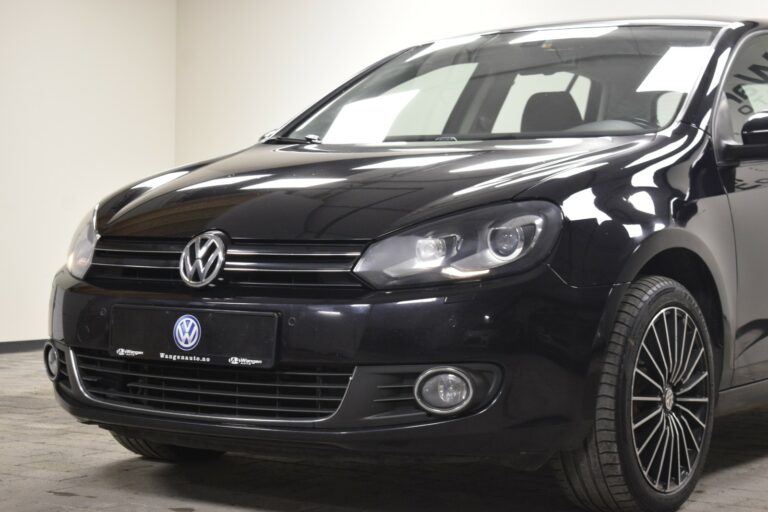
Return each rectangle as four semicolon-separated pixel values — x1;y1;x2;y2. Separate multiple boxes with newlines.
48;19;768;512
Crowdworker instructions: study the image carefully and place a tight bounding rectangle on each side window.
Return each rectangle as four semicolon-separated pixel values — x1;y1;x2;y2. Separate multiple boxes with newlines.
492;72;591;133
723;34;768;143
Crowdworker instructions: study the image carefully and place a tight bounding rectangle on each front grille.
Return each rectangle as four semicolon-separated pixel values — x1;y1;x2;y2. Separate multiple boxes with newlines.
73;349;354;421
87;238;367;288
224;242;365;287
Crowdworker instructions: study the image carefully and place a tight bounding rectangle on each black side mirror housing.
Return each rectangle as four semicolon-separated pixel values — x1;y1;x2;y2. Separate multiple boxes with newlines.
724;112;768;161
742;112;768;146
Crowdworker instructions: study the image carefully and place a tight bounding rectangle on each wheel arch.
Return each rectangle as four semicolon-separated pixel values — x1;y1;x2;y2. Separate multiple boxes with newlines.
610;228;735;388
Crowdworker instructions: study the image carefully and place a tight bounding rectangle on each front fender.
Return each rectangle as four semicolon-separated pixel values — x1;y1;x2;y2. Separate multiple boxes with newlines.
522;130;737;389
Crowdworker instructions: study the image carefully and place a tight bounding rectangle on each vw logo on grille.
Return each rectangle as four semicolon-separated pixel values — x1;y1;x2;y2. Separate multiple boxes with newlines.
179;231;226;287
173;314;201;351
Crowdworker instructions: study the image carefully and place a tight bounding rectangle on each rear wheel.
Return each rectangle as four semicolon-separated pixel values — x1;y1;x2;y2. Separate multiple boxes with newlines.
111;432;225;462
553;276;716;512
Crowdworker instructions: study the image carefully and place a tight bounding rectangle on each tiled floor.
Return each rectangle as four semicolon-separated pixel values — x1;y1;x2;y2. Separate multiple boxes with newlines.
2;349;768;511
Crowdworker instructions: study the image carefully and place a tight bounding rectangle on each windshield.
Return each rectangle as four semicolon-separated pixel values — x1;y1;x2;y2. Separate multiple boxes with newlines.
285;26;718;144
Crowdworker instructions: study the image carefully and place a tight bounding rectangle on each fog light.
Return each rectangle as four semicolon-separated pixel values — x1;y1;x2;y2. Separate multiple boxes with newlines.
414;367;474;415
43;343;59;382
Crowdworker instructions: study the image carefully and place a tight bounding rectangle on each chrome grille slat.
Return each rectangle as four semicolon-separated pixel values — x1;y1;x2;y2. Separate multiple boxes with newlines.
88;390;338;415
76;363;349;389
125;382;344;401
96;247;181;254
86;237;367;288
74;349;354;421
227;249;362;257
91;262;178;270
225;266;350;273
77;352;350;378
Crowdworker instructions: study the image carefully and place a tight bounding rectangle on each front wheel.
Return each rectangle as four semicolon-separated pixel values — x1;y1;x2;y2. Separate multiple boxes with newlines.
553;276;716;512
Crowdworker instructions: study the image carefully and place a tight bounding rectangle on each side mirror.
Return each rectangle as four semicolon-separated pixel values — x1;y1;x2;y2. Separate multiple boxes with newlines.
723;112;768;161
742;112;768;145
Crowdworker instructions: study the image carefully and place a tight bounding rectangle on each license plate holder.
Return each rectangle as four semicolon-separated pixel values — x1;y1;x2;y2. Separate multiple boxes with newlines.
109;305;278;368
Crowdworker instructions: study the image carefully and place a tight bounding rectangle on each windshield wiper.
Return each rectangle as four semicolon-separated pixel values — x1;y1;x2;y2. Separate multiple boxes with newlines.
264;134;322;145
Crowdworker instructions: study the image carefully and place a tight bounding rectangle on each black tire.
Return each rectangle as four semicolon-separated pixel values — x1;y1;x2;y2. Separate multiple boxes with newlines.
111;432;225;462
552;276;716;512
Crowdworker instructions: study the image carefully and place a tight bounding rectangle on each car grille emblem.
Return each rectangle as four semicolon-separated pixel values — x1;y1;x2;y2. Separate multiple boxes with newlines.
179;231;226;288
173;314;201;351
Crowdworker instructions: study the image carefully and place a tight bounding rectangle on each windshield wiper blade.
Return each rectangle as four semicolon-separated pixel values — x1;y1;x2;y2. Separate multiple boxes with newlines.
264;135;322;145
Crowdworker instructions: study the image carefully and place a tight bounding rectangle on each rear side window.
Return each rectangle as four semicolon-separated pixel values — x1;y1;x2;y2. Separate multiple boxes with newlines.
723;34;768;142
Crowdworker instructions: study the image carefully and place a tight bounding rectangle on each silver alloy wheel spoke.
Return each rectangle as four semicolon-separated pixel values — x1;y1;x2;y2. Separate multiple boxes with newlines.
630;306;709;493
670;413;692;474
676;403;707;429
636;368;665;393
674;312;689;383
642;343;667;385
676;327;699;386
634;407;663;430
644;418;668;479
677;397;708;403
663;310;676;384
674;412;682;486
651;324;670;386
662;311;673;374
678;373;709;395
637;412;666;455
680;414;701;454
680;348;704;388
670;308;685;380
655;421;671;486
667;412;677;489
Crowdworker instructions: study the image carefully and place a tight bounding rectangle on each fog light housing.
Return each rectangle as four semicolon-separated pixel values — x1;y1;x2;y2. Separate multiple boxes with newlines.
43;343;59;382
414;367;475;415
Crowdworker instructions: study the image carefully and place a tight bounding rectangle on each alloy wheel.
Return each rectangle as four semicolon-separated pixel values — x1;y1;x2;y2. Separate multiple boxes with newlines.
630;306;710;493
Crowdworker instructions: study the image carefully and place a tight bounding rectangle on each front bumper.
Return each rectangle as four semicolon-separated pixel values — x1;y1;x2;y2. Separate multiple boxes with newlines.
50;267;617;467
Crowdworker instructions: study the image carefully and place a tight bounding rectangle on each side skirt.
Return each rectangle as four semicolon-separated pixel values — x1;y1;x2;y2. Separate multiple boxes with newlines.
716;378;768;417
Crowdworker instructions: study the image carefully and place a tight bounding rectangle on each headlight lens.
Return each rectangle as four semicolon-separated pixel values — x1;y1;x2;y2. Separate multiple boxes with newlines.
353;201;562;288
66;205;100;279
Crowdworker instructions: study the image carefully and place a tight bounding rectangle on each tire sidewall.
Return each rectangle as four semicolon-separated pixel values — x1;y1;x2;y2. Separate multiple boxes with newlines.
615;280;717;512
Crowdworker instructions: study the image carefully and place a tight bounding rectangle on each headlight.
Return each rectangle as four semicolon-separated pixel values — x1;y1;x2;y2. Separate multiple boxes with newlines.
66;205;100;279
353;201;562;289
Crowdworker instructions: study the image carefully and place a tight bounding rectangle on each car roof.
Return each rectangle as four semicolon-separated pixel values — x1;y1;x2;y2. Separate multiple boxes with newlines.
502;18;746;32
418;18;765;47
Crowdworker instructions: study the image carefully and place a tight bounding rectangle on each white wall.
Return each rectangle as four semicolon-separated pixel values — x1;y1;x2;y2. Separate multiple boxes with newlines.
0;0;177;341
174;0;766;164
1;0;765;341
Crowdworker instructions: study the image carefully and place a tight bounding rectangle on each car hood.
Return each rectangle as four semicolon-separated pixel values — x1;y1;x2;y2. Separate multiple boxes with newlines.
98;136;654;241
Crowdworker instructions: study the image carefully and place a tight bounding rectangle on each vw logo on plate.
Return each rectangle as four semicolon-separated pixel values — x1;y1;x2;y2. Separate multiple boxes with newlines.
173;314;201;351
179;231;226;288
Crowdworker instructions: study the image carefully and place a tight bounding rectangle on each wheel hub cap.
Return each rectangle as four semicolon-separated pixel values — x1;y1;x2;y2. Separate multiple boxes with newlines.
663;388;675;411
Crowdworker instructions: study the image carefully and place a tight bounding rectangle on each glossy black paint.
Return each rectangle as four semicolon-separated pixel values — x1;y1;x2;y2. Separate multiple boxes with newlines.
98;135;653;241
50;19;768;466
